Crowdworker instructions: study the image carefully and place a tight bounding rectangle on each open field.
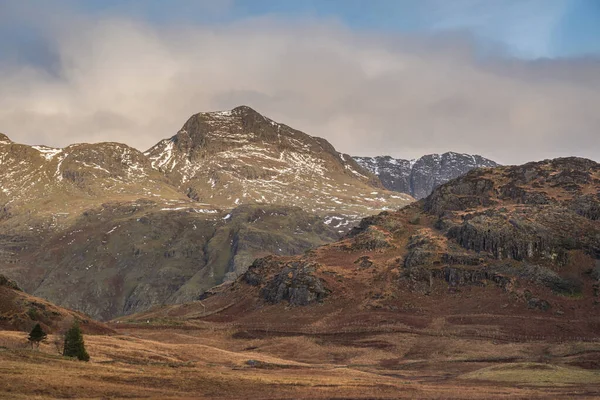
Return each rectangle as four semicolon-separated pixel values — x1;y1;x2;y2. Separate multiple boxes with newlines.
1;321;599;399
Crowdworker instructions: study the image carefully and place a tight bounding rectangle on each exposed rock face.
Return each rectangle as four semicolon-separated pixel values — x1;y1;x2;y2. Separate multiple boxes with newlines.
345;226;394;251
244;256;328;305
354;152;498;199
425;158;600;266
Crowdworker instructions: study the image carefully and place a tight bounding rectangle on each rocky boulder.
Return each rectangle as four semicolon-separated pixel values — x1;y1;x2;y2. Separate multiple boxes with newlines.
244;256;329;305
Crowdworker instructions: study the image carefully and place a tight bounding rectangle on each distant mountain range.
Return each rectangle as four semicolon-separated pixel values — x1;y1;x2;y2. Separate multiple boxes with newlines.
354;152;498;199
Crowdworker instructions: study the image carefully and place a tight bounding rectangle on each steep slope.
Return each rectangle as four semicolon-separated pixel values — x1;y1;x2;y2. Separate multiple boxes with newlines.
136;158;600;342
354;152;498;199
23;202;338;320
145;106;413;221
0;274;110;334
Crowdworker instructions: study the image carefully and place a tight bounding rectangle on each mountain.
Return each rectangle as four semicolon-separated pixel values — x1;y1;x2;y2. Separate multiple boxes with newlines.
136;157;600;341
0;134;339;320
0;274;110;334
354;152;498;199
145;106;413;220
0;108;412;320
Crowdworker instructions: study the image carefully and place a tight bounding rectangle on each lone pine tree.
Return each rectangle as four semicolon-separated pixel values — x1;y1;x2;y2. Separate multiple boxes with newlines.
62;321;90;361
28;323;47;349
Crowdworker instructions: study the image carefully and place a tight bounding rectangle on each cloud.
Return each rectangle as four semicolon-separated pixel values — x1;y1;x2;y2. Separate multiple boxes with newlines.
422;0;570;58
0;7;598;165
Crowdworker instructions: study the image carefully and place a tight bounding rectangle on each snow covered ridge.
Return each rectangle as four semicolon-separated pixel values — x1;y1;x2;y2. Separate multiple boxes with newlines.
0;136;170;205
354;152;498;199
0;108;414;222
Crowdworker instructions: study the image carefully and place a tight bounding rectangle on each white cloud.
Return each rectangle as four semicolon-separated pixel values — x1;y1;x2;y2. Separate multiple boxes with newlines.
0;11;598;165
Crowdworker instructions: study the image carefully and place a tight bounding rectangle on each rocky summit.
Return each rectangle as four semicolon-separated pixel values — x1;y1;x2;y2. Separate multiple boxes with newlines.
148;157;600;341
0;107;412;320
145;105;413;222
354;152;498;199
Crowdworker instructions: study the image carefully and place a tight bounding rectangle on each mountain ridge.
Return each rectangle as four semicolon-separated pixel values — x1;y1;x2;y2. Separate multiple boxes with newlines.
144;105;411;220
354;151;498;199
0;106;412;320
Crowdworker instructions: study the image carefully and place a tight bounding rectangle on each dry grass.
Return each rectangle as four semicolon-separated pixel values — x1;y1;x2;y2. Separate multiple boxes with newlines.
2;325;599;399
460;362;600;386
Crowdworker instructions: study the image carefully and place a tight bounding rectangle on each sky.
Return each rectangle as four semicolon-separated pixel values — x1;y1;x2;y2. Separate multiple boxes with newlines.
0;0;599;164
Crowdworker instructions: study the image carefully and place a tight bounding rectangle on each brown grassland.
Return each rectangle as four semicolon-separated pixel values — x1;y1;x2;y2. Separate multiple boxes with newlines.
1;319;599;399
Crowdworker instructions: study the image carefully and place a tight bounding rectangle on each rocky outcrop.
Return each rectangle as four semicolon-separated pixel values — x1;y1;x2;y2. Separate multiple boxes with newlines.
570;194;600;221
345;226;394;251
420;158;600;268
401;265;515;294
244;257;328;305
446;213;567;263
403;231;441;268
402;262;579;298
354;152;498;199
423;174;496;217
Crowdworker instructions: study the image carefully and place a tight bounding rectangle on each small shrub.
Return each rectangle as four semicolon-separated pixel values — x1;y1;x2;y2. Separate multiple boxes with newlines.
28;323;48;349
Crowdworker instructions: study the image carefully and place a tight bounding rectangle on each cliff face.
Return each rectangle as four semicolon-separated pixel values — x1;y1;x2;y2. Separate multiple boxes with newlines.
354;152;498;199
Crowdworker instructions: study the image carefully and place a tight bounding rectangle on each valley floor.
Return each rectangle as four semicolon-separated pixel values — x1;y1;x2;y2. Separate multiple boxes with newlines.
1;321;599;399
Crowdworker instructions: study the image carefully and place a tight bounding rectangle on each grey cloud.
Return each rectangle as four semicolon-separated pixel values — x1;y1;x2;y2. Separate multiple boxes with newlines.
0;12;598;165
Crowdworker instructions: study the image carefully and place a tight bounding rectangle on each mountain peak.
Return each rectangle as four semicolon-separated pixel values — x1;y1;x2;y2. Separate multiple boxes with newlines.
231;105;260;116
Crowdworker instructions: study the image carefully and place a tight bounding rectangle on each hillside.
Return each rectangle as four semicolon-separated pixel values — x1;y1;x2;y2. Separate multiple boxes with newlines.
135;157;600;340
0;274;110;334
355;152;498;199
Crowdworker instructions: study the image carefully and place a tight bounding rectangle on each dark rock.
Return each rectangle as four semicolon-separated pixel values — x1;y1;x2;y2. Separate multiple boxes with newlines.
424;177;496;217
403;231;440;268
346;226;393;251
354;256;374;269
354;152;498;199
570;194;600;221
243;256;329;306
441;253;485;266
527;297;551;311
401;265;515;292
